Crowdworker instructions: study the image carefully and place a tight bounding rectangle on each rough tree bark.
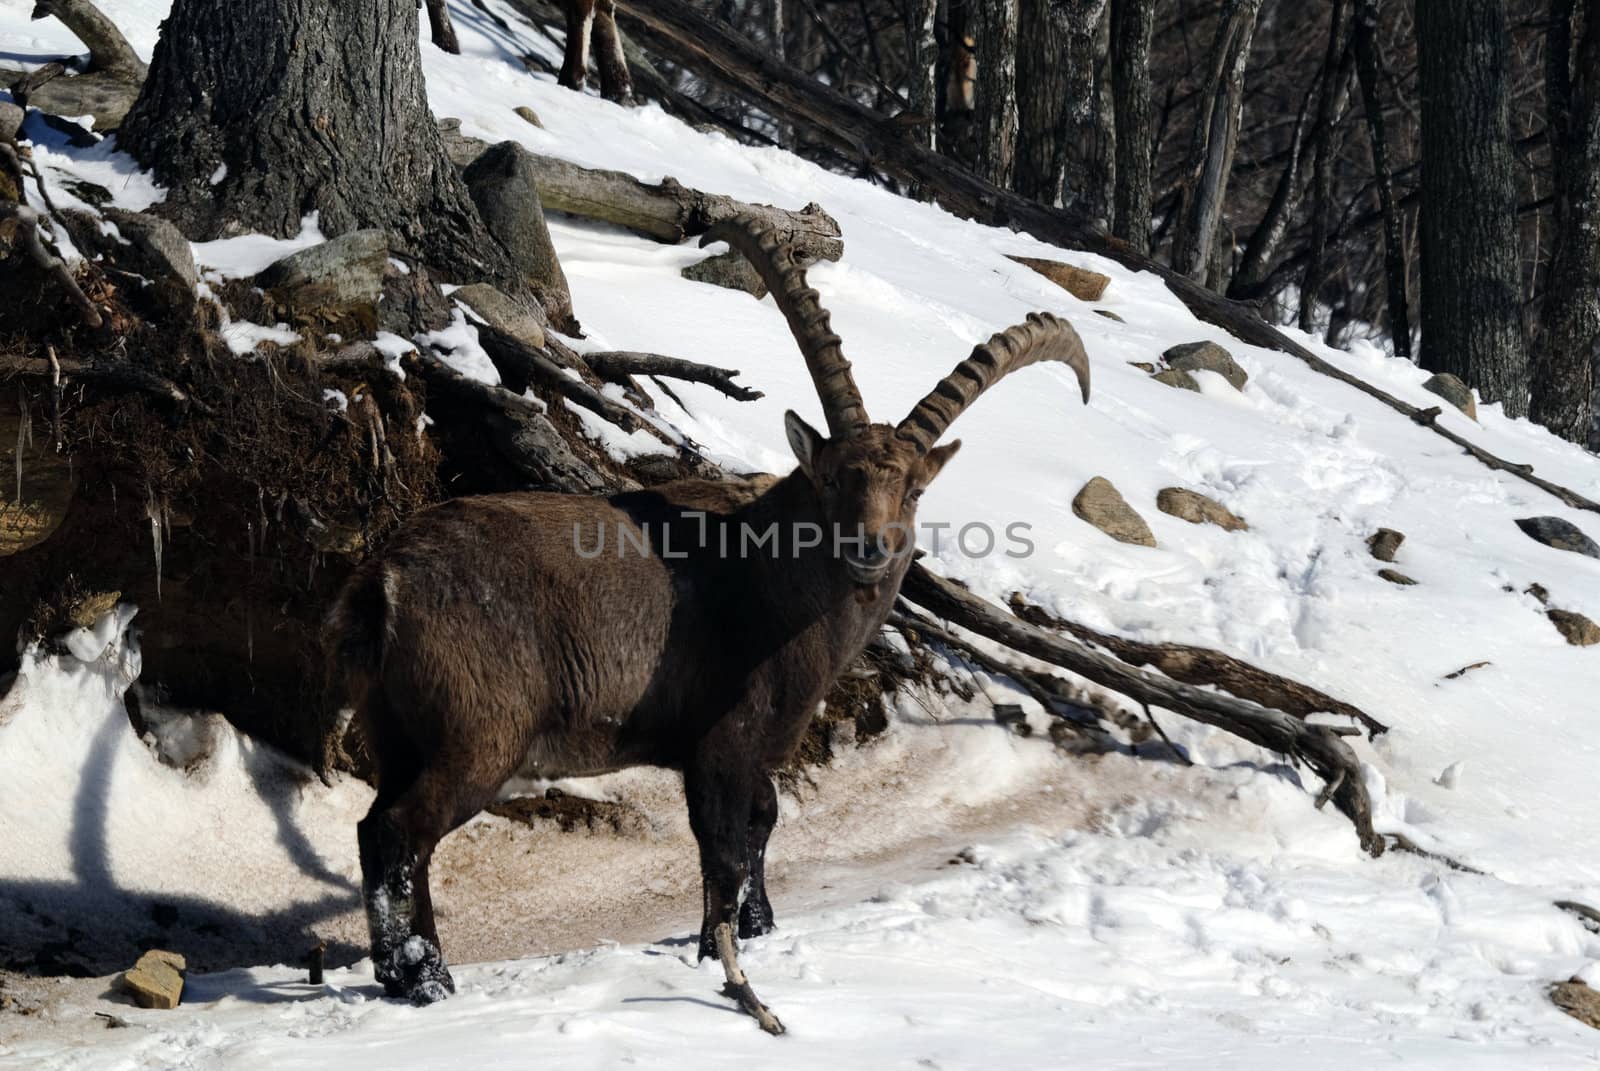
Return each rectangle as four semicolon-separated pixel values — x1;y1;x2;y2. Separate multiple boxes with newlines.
906;0;938;150
973;0;1019;188
1531;0;1600;443
425;0;462;54
117;0;509;283
1015;0;1107;214
1416;0;1530;417
1110;0;1155;251
1353;0;1411;358
1299;1;1353;335
1170;0;1264;282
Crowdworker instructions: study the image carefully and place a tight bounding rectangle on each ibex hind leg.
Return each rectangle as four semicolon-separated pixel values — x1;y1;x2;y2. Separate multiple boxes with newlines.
558;0;596;91
593;0;635;104
738;774;778;940
686;751;785;1035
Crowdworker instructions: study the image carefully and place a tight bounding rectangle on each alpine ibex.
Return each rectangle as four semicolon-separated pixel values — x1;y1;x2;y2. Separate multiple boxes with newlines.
557;0;633;103
325;216;1091;1032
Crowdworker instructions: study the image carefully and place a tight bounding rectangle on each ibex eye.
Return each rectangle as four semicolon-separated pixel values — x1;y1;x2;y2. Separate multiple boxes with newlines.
907;488;924;502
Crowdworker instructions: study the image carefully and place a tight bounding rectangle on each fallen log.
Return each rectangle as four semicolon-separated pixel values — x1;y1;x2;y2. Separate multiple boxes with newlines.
583;350;763;401
618;0;1600;518
901;563;1384;856
28;0;146;78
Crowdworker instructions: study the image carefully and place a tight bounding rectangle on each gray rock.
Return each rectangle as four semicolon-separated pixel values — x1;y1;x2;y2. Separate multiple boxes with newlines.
1156;487;1248;532
463;141;577;333
1548;609;1600;647
122;950;185;1010
682;249;767;297
378;259;452;337
1366;527;1405;563
1152;369;1200;392
1163;341;1248;391
1072;477;1156;547
1378;568;1417;586
1515;516;1600;558
436;117;491;169
451;283;547;351
1422;372;1477;420
257;229;388;332
0;101;22;145
5;69;140;131
103;208;199;292
1552;978;1600;1030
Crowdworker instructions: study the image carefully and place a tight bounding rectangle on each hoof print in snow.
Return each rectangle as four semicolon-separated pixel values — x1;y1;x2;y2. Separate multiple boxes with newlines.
463;141;578;333
1548;609;1600;647
1152;368;1201;392
1156;487;1248;532
682;249;768;297
1421;373;1477;420
1551;978;1600;1030
1366;527;1405;562
122;949;186;1010
514;104;544;128
1006;255;1110;302
991;703;1031;736
1515;516;1600;559
1163;341;1248;391
1094;308;1125;322
256;229;388;336
1377;568;1417;587
1072;477;1156;547
451;283;547;351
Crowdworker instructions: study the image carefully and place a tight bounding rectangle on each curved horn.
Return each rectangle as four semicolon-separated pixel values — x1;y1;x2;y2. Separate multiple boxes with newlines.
895;312;1090;453
700;216;870;438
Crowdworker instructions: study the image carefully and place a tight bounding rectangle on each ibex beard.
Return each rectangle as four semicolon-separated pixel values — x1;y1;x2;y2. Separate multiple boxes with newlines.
324;215;1090;1034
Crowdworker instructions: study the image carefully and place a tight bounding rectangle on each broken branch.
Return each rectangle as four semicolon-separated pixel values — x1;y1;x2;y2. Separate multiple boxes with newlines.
583;351;763;401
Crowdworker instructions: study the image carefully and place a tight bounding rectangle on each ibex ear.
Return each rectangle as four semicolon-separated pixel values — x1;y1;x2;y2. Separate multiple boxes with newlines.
785;410;824;477
920;439;962;482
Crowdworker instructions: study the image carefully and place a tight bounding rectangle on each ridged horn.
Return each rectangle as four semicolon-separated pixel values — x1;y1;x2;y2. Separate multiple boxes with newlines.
700;215;870;438
895;312;1090;453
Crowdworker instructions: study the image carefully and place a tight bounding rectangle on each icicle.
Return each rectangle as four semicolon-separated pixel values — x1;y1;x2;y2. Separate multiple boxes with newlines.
14;393;25;505
146;490;165;599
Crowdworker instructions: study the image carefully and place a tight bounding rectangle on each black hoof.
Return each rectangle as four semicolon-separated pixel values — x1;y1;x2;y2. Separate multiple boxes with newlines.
379;937;456;1005
738;900;775;940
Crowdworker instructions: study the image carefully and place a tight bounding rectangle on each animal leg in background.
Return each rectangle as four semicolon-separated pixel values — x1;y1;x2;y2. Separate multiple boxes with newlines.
558;0;596;91
739;774;779;940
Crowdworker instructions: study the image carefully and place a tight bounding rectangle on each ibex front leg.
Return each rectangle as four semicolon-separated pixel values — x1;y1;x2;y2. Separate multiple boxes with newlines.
686;749;785;1035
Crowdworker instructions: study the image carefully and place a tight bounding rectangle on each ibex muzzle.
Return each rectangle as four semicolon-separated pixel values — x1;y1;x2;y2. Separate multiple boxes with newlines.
325;214;1090;1032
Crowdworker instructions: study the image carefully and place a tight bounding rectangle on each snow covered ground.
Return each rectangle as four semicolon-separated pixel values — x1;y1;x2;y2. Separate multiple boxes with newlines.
4;0;1600;1066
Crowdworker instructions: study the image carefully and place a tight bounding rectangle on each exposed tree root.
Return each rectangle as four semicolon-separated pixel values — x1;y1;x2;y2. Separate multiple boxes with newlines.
584;350;764;401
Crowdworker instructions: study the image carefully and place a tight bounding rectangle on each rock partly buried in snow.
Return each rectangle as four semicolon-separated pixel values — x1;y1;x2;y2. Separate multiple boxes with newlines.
103;209;198;299
1152;368;1201;392
1005;255;1111;301
1378;568;1417;586
682;249;767;297
1548;609;1600;647
514;105;544;128
122;950;186;1009
1156;487;1248;531
451;283;547;351
0;101;22;144
1366;527;1405;562
1551;978;1600;1030
257;229;387;334
462;141;578;333
1164;341;1248;391
1422;372;1477;420
1515;516;1600;558
14;71;140;131
1072;477;1156;547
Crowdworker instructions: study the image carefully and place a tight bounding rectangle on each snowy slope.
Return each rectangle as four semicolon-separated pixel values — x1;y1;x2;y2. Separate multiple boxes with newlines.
4;0;1600;1066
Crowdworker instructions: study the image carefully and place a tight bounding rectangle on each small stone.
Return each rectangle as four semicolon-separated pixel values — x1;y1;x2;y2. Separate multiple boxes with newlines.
0;101;22;145
1006;255;1111;301
1163;341;1248;391
1378;568;1417;586
1127;361;1155;373
1156;488;1248;531
1548;609;1600;646
1366;528;1405;562
514;105;544;128
1422;373;1477;420
1526;583;1550;605
1072;477;1156;547
463;141;577;332
1515;516;1600;558
104;209;199;294
1093;309;1125;322
451;283;547;351
122;949;186;1009
257;229;388;335
682;249;768;297
1551;978;1600;1030
1152;369;1200;392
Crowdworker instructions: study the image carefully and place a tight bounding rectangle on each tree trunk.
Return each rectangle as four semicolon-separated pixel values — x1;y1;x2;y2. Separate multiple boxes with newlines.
1169;0;1264;280
1353;0;1411;358
1229;83;1312;299
117;0;507;283
425;0;462;54
1299;1;1352;334
906;0;938;150
1531;0;1600;442
1015;0;1106;212
1416;0;1530;417
973;0;1019;188
1110;0;1155;251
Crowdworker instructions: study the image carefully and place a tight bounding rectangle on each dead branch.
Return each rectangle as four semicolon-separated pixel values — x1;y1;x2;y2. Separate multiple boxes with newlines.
29;0;146;78
0;351;210;414
583;351;763;401
0;196;104;333
8;61;67;106
467;325;640;432
901;564;1384;855
1007;591;1387;736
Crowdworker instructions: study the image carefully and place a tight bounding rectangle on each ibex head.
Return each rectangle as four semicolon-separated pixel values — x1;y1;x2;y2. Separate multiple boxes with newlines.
704;217;1092;587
